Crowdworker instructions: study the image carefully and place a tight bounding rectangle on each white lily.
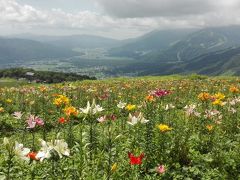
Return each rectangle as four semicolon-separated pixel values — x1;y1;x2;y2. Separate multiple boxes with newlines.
204;109;221;119
127;114;139;125
128;113;149;126
80;101;92;114
14;142;30;161
184;104;201;117
36;138;70;161
164;104;175;111
54;139;70;158
229;98;240;106
93;104;104;114
97;116;107;123
12;112;23;120
36;139;52;162
229;107;237;114
80;99;104;115
117;101;126;109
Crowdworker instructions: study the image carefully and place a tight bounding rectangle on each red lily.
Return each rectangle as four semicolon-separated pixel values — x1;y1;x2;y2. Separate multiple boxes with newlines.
27;152;39;161
58;117;66;124
151;89;171;98
107;114;117;121
128;152;144;165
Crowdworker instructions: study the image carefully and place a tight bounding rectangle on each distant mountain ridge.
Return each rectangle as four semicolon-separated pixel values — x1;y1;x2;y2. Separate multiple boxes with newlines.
2;25;240;77
142;26;240;63
0;37;78;63
178;47;240;75
10;34;121;49
108;28;197;58
109;25;240;76
114;46;240;76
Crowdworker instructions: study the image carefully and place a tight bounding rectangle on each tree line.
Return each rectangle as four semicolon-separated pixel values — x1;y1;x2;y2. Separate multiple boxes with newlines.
0;68;96;83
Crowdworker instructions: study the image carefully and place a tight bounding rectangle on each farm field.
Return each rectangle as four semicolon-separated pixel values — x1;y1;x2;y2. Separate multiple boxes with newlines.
0;75;240;179
0;78;28;88
0;55;138;79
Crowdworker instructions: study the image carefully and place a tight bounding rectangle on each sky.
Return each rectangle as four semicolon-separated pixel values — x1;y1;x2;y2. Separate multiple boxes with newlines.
1;0;240;39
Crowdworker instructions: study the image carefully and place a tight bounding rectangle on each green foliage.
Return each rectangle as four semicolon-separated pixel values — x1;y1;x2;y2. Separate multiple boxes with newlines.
187;74;208;80
0;76;240;179
0;68;96;84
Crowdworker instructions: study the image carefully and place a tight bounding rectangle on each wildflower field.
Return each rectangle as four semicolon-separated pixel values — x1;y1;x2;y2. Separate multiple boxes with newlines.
0;76;240;179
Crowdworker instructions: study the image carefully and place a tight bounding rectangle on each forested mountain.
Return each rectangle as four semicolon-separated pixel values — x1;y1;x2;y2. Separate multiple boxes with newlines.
0;38;78;63
108;28;197;58
142;26;240;63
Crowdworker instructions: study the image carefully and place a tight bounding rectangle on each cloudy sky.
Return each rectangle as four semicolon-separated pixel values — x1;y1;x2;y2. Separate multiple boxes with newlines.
1;0;240;39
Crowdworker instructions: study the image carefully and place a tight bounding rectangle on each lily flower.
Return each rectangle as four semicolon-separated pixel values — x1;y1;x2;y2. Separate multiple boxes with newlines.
53;139;70;158
14;142;31;161
27;152;39;161
127;112;149;125
157;124;173;132
97;116;107;123
36;138;70;162
151;89;170;98
58;117;67;124
184;104;201;117
12;112;23;120
156;165;166;174
36;140;52;162
80;99;104;115
117;101;127;109
128;152;144;165
164;104;175;111
26;115;44;129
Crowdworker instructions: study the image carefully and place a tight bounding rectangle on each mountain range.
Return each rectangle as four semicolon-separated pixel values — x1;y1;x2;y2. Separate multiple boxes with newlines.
110;25;240;76
1;25;240;76
9;34;121;49
141;26;240;62
108;28;197;58
0;37;78;63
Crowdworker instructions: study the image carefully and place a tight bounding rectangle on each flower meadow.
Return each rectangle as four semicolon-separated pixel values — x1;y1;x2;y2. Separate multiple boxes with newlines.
0;77;240;179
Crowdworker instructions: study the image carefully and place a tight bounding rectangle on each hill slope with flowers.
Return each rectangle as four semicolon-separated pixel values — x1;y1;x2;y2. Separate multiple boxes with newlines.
0;76;240;179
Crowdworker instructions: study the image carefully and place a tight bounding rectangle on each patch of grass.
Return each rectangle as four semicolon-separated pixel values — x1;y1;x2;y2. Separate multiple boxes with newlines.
0;78;28;87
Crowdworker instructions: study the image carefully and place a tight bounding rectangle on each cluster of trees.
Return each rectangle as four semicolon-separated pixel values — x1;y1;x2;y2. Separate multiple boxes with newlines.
0;68;96;83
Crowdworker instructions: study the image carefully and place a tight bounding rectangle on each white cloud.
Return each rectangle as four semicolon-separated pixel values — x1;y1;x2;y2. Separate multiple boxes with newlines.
0;0;46;23
95;0;240;18
1;0;240;39
96;0;213;17
0;0;162;38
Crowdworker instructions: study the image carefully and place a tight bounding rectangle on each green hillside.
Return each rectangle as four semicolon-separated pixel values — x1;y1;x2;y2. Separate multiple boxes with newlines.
0;68;96;83
142;26;240;63
0;38;78;63
108;28;196;58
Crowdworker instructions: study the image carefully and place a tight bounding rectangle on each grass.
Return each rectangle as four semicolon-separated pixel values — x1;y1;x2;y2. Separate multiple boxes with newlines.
0;75;240;179
0;78;28;87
